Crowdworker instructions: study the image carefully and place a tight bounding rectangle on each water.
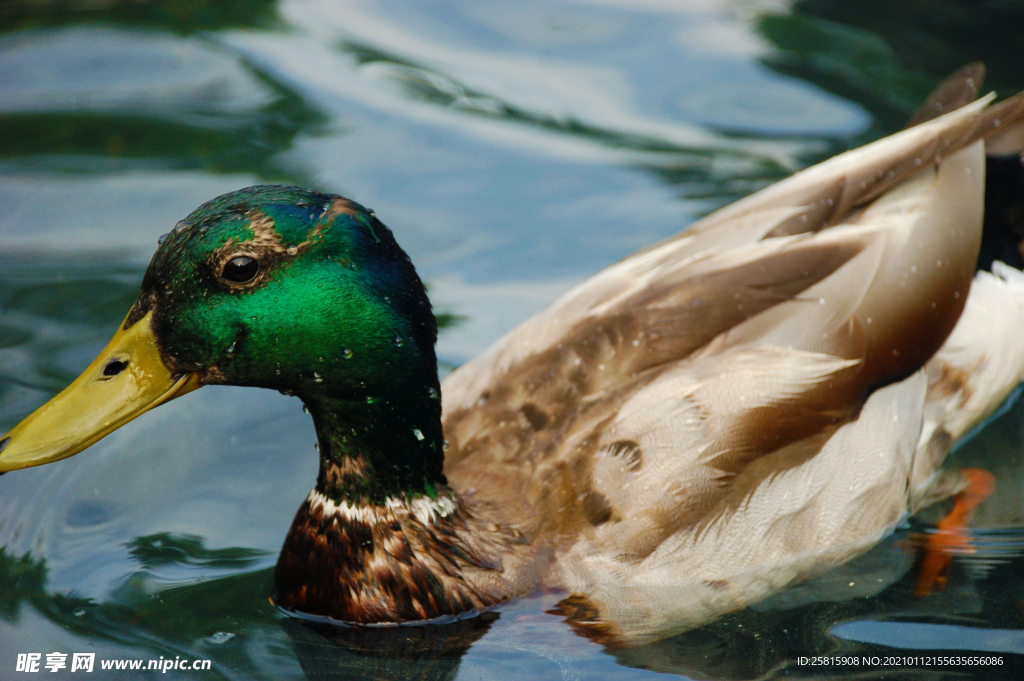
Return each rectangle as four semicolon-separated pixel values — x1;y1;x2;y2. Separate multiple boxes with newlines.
2;0;1024;678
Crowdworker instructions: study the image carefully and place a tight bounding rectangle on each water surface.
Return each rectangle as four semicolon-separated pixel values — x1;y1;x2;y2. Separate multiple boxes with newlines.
2;0;1024;678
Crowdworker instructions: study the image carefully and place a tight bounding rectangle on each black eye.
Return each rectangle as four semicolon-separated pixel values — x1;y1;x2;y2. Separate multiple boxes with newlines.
103;359;128;376
223;256;259;283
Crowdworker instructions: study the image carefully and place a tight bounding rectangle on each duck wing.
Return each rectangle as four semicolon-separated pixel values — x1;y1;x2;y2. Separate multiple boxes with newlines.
443;91;1024;423
440;89;1024;644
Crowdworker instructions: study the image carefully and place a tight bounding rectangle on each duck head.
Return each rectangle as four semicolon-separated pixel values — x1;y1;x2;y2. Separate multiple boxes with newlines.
0;185;446;504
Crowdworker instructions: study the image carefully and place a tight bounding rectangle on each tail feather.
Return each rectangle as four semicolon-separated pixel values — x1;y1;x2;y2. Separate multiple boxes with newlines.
904;62;986;129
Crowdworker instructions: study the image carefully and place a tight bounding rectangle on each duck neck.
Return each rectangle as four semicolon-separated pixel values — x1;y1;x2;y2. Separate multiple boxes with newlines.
273;387;515;624
304;383;447;506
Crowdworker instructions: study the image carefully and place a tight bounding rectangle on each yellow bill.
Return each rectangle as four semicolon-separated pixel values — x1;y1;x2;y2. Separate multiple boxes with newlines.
0;311;200;472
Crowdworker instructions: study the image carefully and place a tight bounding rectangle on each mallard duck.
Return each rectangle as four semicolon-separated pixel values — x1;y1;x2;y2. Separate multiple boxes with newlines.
2;67;1024;648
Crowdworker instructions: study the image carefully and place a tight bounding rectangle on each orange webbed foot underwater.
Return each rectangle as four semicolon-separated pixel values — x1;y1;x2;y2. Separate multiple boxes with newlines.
914;468;995;596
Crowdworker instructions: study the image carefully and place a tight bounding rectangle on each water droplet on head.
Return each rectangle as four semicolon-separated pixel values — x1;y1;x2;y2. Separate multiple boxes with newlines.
314;442;320;451
302;405;309;414
173;220;189;233
366;396;375;404
383;296;391;303
393;335;404;347
427;387;438;399
73;608;86;618
286;245;298;256
413;428;424;441
226;341;236;354
313;372;323;383
443;440;450;451
343;348;353;359
158;232;169;245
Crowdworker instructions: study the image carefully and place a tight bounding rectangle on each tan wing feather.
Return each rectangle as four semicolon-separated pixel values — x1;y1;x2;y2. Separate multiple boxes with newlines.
719;141;985;383
557;372;928;646
581;346;863;561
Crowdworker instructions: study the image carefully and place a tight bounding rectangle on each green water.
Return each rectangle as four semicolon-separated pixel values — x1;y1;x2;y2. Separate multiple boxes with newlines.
2;0;1024;678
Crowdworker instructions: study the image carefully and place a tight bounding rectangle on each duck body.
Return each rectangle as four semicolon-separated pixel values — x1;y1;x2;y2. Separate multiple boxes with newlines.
3;69;1024;647
438;85;1024;644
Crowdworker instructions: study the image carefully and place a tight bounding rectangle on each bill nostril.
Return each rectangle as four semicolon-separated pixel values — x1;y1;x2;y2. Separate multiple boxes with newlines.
103;359;129;377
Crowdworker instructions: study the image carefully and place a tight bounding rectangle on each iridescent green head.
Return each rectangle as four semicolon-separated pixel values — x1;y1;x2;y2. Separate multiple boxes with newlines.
0;185;446;502
132;185;438;399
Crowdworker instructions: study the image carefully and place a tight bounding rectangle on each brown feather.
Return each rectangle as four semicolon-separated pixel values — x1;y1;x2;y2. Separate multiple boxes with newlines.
904;62;985;129
273;492;530;623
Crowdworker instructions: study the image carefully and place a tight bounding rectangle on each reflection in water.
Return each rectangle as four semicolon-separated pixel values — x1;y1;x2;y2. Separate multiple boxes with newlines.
6;519;1024;678
283;616;496;681
0;26;327;182
0;538;496;681
760;0;1024;146
0;549;46;622
336;37;800;216
344;40;757;157
2;0;1024;679
610;528;1021;679
0;0;279;33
